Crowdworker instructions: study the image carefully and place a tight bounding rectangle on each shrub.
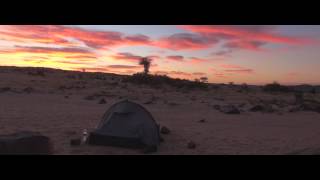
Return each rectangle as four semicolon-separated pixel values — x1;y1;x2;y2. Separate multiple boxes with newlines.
123;73;208;90
263;81;291;93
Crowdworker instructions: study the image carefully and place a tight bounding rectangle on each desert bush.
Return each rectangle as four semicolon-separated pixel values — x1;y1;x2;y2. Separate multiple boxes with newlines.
28;70;45;77
123;73;208;90
263;81;291;93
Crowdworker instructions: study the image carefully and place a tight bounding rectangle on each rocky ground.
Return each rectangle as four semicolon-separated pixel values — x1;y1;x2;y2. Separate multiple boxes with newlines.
1;66;320;155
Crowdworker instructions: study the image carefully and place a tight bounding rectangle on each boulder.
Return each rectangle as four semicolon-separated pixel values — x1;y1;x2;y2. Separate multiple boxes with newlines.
249;104;274;113
220;105;241;114
212;105;221;110
70;138;81;146
98;98;107;104
0;131;52;155
23;87;34;93
160;126;171;134
187;141;196;149
0;87;11;93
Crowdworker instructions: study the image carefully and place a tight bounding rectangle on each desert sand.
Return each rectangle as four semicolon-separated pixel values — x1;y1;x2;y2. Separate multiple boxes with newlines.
1;66;320;155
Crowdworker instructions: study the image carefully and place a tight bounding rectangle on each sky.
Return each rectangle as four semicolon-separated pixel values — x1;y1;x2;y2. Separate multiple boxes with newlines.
0;25;319;85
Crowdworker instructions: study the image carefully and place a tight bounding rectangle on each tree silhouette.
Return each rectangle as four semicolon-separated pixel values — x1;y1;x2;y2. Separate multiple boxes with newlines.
139;57;151;75
200;77;208;83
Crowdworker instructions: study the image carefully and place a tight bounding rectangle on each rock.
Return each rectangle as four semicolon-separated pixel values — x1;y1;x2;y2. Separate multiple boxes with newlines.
142;146;157;154
288;106;301;112
64;95;69;99
249;105;265;112
187;141;196;149
23;87;34;93
198;119;206;123
0;131;52;155
98;98;107;104
212;105;221;110
220;105;241;114
0;87;11;93
144;100;154;105
70;138;81;146
299;101;320;113
249;104;274;113
159;136;165;142
160;126;171;134
64;131;77;135
168;102;179;106
84;95;95;101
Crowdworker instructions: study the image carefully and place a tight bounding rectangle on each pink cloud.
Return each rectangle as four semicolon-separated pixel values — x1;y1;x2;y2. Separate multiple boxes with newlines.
220;64;255;74
154;33;218;50
166;55;185;62
180;25;312;45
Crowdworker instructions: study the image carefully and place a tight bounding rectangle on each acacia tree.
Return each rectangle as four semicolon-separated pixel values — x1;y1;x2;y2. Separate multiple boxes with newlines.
139;57;151;75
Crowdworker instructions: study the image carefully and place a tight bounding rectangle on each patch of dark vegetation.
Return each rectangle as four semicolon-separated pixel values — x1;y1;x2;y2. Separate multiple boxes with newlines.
263;82;292;93
0;87;11;93
27;69;46;77
123;73;208;90
219;105;241;114
23;87;34;94
58;85;86;91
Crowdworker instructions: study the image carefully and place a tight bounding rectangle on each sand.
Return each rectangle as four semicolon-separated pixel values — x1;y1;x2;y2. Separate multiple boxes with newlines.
1;66;320;155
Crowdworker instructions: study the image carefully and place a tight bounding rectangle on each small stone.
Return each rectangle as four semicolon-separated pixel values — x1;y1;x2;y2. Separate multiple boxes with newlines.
187;141;196;149
23;87;34;93
198;119;206;123
70;138;81;146
159;136;164;142
64;95;69;99
84;95;95;100
212;105;221;110
142;146;157;154
0;87;11;93
220;105;241;114
99;98;106;104
249;105;265;112
160;126;170;135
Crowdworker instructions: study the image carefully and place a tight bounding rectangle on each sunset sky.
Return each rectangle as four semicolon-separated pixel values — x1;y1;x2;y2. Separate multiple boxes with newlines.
0;25;320;85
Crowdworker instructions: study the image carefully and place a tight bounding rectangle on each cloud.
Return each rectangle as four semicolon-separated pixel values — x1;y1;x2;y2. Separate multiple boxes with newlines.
124;34;151;44
193;72;206;76
107;65;140;69
0;25;152;50
12;45;94;55
180;25;311;45
55;60;94;65
223;41;266;51
220;64;255;74
188;57;209;64
166;55;185;62
65;55;97;59
224;69;254;74
214;73;227;78
111;52;143;62
154;33;218;50
178;25;314;54
213;49;233;56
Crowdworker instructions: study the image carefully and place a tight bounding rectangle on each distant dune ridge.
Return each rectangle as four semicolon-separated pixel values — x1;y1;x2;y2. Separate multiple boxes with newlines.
0;66;320;155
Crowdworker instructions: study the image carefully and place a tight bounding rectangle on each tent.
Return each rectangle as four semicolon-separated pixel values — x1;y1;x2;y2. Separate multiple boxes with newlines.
88;100;161;151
